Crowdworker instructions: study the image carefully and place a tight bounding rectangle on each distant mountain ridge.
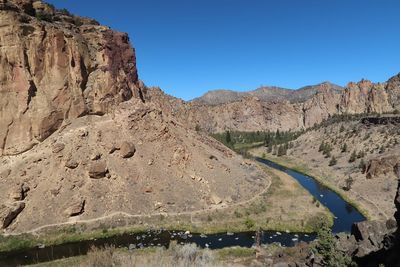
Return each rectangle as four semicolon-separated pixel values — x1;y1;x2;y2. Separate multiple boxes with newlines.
192;82;344;105
148;74;400;133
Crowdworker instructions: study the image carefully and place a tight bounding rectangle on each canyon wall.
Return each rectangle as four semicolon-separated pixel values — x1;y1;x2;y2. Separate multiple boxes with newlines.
168;75;400;133
0;0;142;156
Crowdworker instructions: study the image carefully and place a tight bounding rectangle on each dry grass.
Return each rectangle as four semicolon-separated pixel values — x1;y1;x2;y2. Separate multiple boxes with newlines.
74;243;218;267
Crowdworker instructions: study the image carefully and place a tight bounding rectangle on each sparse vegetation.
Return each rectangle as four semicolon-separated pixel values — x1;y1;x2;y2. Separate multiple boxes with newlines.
35;12;53;22
58;8;71;16
73;243;217;267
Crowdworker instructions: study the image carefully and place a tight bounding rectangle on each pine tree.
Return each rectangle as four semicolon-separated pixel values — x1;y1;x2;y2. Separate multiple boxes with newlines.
272;145;277;155
314;223;355;266
319;141;326;152
329;156;337;166
344;176;354;191
341;143;347;153
359;159;366;173
226;131;232;144
267;143;273;153
349;151;357;163
277;145;285;157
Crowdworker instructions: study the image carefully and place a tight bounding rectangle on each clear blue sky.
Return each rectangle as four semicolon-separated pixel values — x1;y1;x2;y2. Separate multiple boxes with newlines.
47;0;400;100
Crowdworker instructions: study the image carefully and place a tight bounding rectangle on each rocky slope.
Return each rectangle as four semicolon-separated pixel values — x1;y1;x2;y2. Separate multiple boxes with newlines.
178;76;400;133
0;0;267;233
338;167;400;267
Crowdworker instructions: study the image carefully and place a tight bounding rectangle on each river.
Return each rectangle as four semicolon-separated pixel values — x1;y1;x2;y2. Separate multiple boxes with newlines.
0;158;366;266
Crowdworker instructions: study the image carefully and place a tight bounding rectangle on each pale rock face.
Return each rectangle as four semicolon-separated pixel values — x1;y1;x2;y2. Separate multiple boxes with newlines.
0;0;141;156
340;80;393;114
156;75;400;134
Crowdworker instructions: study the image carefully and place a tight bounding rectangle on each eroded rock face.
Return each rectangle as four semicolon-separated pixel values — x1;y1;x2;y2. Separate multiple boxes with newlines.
351;220;389;257
0;0;141;156
338;170;400;266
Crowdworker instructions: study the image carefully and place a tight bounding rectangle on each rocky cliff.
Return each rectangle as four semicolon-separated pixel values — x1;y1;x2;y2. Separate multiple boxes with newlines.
176;75;400;133
0;0;142;156
0;0;268;233
339;167;400;266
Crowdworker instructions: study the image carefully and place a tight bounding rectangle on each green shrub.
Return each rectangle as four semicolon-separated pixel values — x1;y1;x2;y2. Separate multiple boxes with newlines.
313;223;355;267
343;176;354;191
348;151;357;163
328;156;337;166
244;218;255;229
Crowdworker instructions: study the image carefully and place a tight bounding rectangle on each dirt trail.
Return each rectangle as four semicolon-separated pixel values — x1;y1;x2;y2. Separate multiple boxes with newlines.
4;164;272;237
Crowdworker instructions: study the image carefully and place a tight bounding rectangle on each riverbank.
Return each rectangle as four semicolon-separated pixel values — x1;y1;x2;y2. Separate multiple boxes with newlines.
251;149;371;220
0;163;331;255
26;244;258;267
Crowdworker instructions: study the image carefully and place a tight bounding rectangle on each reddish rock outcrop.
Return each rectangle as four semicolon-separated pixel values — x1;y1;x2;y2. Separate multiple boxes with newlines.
0;0;141;156
365;155;400;179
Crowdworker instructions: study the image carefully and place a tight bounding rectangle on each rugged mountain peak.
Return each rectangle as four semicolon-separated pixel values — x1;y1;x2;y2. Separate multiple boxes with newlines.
0;0;142;155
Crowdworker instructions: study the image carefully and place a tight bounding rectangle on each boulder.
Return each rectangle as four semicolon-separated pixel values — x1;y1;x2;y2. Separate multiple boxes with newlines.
0;169;11;179
120;141;136;158
144;187;153;193
336;233;358;255
88;161;108;179
52;143;65;154
210;194;222;205
90;152;102;161
65;199;85;217
365;155;400;179
351;220;390;257
0;202;25;229
65;159;79;169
